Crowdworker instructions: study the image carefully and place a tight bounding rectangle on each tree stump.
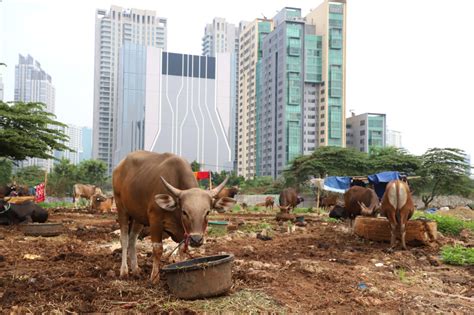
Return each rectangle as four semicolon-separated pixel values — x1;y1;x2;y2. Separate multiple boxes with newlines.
354;217;437;245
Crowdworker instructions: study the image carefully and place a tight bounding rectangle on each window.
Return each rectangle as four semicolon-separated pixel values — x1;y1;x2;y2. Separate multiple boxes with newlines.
360;130;365;136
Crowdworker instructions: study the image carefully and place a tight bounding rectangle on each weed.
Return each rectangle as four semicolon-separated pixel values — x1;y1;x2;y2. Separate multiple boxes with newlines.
293;207;314;214
207;227;227;237
323;217;340;223
38;201;74;209
441;245;474;266
240;221;272;233
394;267;408;283
413;211;473;235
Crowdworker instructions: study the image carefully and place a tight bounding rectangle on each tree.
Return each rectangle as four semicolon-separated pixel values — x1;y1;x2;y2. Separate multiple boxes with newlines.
211;170;244;187
14;165;45;187
415;148;471;207
0;158;13;185
47;158;78;196
369;147;421;174
190;160;201;172
0;101;70;161
284;146;370;188
77;160;108;186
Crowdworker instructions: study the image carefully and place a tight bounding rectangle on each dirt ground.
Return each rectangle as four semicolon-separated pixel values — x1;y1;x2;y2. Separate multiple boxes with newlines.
0;208;473;313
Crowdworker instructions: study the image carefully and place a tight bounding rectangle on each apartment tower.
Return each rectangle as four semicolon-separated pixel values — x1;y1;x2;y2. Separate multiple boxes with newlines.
236;19;272;178
92;6;167;173
257;8;323;177
14;54;56;171
346;112;386;153
306;0;347;148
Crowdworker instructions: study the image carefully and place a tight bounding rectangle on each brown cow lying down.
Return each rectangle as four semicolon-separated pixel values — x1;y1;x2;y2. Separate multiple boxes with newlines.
113;151;236;283
90;194;115;213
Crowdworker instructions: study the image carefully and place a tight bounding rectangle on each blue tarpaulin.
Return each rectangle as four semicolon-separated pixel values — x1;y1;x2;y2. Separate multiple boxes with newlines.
367;171;401;199
323;176;352;193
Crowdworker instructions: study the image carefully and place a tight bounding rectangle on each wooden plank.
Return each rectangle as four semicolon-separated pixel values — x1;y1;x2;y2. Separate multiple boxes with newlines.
354;216;437;244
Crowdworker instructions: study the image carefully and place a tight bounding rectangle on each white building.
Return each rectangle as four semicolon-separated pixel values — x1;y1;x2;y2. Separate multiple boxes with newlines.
92;5;167;174
0;74;4;101
14;54;56;171
386;129;402;148
202;18;246;171
55;124;83;165
114;43;233;172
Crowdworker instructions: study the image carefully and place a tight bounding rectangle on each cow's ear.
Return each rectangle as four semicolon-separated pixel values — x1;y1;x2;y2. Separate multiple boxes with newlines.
213;197;236;213
154;194;177;212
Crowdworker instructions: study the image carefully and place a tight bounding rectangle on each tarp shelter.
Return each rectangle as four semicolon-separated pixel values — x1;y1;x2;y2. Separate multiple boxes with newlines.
367;171;401;199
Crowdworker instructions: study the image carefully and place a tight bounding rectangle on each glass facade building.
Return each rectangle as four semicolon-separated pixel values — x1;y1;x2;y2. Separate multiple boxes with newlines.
346;112;386;153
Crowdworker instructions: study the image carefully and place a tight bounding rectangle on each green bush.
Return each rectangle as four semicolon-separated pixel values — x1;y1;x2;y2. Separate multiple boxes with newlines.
412;211;473;235
293;207;314;214
38;201;74;209
441;245;474;266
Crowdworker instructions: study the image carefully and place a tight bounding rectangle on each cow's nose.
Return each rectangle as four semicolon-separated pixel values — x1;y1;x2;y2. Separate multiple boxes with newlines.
189;234;203;247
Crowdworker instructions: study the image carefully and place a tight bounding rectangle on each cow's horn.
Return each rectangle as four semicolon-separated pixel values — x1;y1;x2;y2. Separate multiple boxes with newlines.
358;201;370;215
210;176;229;198
160;176;182;197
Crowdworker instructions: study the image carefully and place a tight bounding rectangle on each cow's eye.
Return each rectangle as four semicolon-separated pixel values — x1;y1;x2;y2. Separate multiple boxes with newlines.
182;210;189;217
205;210;210;216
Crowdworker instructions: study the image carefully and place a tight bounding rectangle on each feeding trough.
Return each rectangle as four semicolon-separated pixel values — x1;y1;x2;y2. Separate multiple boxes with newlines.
162;254;234;299
19;222;64;237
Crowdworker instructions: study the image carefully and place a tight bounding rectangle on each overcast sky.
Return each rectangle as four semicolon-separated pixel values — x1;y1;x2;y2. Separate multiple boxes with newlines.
0;0;473;161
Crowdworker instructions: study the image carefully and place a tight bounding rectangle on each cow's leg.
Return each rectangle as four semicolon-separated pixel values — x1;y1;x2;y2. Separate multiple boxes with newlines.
400;211;410;250
386;210;398;249
74;195;78;209
117;210;130;278
149;213;164;284
128;220;144;275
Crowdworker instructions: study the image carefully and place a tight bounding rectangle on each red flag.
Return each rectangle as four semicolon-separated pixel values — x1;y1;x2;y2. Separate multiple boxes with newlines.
35;183;46;203
194;171;210;180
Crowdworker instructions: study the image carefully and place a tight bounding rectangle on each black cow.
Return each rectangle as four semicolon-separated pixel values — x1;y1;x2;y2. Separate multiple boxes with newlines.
0;200;48;225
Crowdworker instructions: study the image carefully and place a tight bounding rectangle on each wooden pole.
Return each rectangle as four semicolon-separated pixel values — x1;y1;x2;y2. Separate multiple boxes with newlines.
209;171;212;190
44;171;48;197
316;187;320;209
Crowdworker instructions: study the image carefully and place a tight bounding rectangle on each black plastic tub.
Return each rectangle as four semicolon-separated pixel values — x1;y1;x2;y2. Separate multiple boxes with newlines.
162;254;234;299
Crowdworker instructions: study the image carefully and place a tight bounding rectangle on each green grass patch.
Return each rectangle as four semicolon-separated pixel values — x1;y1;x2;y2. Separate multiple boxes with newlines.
413;211;473;235
207;226;228;237
394;267;410;283
240;221;272;233
441;245;474;266
323;217;340;223
38;201;75;209
293;207;314;214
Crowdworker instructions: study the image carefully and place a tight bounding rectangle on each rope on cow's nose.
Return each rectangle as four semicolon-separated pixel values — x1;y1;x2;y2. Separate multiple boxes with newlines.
0;203;11;214
164;239;185;260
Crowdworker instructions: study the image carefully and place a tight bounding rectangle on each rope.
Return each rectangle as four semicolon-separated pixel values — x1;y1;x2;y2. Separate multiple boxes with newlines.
0;203;11;214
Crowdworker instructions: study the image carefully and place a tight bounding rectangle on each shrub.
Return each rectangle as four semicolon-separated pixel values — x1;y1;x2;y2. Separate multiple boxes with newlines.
412;211;473;235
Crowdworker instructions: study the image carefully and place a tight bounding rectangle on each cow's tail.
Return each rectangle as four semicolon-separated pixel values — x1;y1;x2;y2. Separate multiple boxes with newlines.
395;181;401;224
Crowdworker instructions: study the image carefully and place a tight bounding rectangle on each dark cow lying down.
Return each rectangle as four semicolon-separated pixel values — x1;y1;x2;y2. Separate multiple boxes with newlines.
0;200;48;225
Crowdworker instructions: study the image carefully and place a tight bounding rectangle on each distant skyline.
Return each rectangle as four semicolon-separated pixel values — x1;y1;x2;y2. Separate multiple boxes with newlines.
0;0;473;161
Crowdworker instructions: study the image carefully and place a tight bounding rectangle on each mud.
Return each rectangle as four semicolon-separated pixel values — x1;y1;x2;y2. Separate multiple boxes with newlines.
0;210;472;313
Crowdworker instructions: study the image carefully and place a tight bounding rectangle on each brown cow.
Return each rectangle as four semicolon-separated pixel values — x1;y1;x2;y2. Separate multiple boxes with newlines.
265;196;274;210
73;184;102;208
112;151;236;283
318;194;339;209
216;186;239;199
91;194;115;213
278;188;303;213
343;186;380;227
381;180;414;250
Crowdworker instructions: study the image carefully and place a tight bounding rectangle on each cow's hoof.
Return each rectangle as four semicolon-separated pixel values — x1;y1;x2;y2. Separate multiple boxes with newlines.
120;266;129;278
131;267;141;276
150;273;160;284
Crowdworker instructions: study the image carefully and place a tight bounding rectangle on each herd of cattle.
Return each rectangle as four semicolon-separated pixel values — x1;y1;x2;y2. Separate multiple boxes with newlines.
0;150;416;283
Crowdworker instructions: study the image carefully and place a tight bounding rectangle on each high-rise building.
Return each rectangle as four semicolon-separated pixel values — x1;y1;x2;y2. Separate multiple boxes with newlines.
14;54;56;171
114;43;233;172
92;6;167;174
257;8;322;177
54;124;83;165
386;129;402;148
305;0;347;148
202;18;246;171
236;19;273;178
81;127;93;162
346;112;386;153
14;54;55;113
0;74;4;101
